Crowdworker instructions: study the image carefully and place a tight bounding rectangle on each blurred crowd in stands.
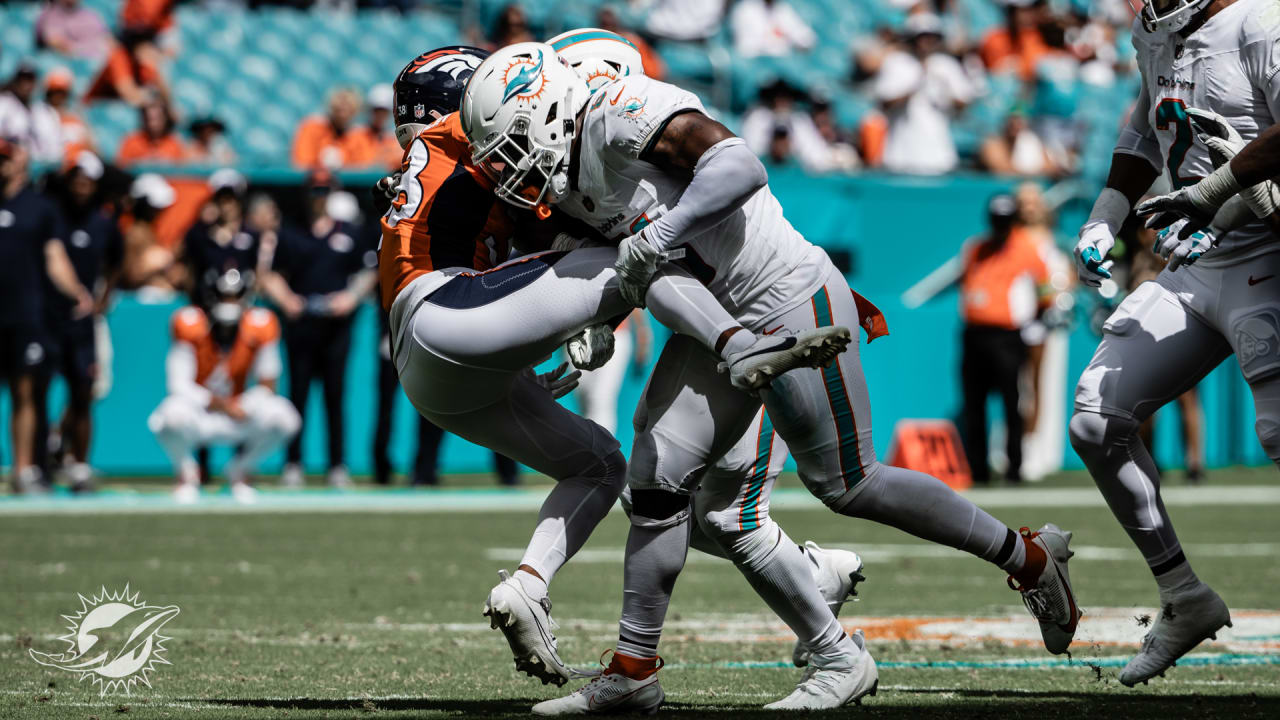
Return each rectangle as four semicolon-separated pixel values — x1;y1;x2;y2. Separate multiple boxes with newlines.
0;0;1140;177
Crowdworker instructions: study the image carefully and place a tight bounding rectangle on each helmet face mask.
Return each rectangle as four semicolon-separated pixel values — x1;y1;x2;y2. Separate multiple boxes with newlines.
1131;0;1212;35
461;43;588;211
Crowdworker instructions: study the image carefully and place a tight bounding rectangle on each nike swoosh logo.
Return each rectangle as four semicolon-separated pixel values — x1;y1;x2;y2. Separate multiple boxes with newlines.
1249;274;1274;286
587;682;650;710
1052;561;1080;633
762;324;784;336
737;337;797;360
609;87;626;105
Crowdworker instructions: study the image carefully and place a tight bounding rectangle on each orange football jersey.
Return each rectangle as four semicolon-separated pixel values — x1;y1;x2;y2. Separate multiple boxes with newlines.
170;306;280;397
378;113;514;310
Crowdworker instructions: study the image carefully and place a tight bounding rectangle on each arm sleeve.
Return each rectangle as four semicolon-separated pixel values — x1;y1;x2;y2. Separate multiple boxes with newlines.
166;342;211;406
251;338;283;384
638;137;769;252
1112;82;1162;172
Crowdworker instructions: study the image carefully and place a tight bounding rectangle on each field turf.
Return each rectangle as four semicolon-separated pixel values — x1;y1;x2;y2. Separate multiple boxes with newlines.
2;468;1278;719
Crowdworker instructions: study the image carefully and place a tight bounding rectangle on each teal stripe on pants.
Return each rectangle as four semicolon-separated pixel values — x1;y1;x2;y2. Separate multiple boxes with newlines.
811;287;864;491
738;413;775;531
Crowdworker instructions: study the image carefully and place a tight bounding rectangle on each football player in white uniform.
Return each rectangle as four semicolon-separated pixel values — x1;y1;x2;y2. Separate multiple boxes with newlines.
548;26;870;672
1070;0;1280;687
461;42;1082;712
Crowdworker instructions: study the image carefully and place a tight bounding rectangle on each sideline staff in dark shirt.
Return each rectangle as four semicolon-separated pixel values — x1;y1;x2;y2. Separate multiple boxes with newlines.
0;139;93;492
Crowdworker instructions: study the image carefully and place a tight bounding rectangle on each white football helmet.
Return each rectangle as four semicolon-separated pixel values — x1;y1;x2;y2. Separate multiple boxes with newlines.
1131;0;1212;35
546;28;644;93
459;42;589;213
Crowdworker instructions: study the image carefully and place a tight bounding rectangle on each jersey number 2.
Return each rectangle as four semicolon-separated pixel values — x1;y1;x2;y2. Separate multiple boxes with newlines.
1154;98;1195;188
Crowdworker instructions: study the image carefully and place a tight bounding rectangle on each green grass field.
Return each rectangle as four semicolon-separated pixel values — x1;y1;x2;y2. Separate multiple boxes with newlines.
2;469;1278;719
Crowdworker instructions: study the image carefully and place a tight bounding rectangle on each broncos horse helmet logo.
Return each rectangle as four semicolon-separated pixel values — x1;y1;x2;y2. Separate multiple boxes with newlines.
29;586;180;696
501;51;546;104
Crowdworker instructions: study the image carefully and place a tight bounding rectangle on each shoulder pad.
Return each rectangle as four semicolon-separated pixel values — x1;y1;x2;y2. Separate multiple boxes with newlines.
172;306;209;342
241;308;280;344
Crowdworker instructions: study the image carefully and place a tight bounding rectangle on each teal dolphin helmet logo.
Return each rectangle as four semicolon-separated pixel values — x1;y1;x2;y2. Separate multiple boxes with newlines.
501;51;546;103
29;586;180;696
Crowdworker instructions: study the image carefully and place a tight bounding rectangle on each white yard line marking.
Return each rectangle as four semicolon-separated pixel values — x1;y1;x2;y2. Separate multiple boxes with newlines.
1;484;1277;516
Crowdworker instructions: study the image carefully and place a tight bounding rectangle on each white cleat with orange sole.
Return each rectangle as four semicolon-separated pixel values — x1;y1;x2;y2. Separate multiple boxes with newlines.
1120;582;1232;687
1007;524;1083;654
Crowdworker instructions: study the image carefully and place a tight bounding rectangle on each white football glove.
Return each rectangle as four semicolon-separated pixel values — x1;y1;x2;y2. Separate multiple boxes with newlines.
1074;219;1117;288
371;172;402;214
1153;218;1216;272
1136;183;1218;233
1187;107;1280;219
550;232;587;253
530;361;582;399
614;231;662;308
566;323;615;371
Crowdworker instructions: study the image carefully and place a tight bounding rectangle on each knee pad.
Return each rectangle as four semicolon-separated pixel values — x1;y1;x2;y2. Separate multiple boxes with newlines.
1068;409;1136;459
1256;416;1280;464
629;488;691;529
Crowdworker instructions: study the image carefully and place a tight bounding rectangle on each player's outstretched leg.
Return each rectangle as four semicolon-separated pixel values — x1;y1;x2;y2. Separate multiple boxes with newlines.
762;276;1082;654
1069;283;1236;684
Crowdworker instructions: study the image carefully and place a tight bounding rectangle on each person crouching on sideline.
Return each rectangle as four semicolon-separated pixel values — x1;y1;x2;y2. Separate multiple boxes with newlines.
148;268;299;504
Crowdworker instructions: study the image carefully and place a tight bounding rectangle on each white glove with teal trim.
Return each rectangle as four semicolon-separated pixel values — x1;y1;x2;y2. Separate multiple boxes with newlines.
1074;220;1116;287
615;231;661;308
1153;218;1215;272
1188;107;1280;219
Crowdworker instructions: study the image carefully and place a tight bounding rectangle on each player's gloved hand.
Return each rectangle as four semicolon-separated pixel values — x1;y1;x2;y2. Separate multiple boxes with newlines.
371;172;402;215
566;323;615;371
1188;107;1280;219
1153;218;1216;272
1074;220;1116;287
1136;184;1218;234
551;232;587;253
532;361;582;399
614;231;661;308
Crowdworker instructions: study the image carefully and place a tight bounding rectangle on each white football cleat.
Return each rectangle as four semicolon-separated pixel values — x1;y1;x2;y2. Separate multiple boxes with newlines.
1007;524;1083;654
230;480;258;505
766;629;878;710
721;327;852;391
531;657;664;716
793;541;865;667
484;570;573;686
326;465;352;489
1120;582;1231;687
280;463;304;489
173;482;199;505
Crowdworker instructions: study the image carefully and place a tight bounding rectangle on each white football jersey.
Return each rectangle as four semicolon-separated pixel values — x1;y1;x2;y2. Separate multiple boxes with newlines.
558;75;830;328
1130;0;1280;261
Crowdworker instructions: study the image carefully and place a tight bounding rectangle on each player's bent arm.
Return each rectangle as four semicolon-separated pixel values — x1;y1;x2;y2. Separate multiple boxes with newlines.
166;342;212;406
44;239;95;316
251;339;284;393
637;111;768;251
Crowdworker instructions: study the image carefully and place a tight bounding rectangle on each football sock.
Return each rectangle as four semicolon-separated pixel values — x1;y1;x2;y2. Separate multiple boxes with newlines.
615;517;691;660
1154;557;1200;598
645;270;745;358
716;520;855;660
1070;411;1187;585
514;568;548;601
837;464;1023;573
519;451;626;586
609;651;660;679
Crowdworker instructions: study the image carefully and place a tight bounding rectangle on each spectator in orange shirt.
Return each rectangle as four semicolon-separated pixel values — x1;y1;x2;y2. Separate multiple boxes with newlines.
596;6;666;80
979;0;1051;81
291;88;375;170
116;98;186;166
43;68;96;161
84;26;167;106
957;194;1050;484
364;84;403;171
120;0;178;55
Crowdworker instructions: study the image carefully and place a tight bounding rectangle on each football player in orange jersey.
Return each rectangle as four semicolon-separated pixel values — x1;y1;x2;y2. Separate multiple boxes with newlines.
377;47;850;687
147;269;300;504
